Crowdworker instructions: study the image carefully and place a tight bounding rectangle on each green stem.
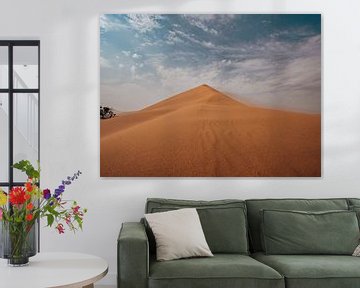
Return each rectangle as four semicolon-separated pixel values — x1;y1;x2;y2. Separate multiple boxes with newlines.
8;222;30;259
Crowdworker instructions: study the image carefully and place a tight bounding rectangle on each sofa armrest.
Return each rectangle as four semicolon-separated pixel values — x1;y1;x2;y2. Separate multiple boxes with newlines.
118;222;149;288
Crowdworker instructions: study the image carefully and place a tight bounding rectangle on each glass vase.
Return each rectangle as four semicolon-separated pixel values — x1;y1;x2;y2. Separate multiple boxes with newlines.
0;220;37;266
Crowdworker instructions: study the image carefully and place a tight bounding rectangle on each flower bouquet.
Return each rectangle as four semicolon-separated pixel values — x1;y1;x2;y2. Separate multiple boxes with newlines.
0;160;87;266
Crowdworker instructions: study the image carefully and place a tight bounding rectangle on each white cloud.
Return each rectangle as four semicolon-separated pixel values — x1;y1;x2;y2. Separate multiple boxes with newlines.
102;23;320;114
202;41;215;48
132;53;142;59
183;14;235;25
100;15;126;32
127;14;162;33
136;35;319;113
171;30;217;49
221;37;321;113
102;53;320;113
221;59;232;65
297;35;321;57
183;16;218;35
166;30;184;45
100;56;112;68
122;51;131;57
141;39;161;47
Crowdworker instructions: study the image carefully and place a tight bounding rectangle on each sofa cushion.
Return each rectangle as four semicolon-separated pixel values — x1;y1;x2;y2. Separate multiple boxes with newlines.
261;209;359;255
346;199;360;229
349;205;360;228
149;254;284;288
146;198;248;254
246;198;349;252
347;198;360;207
145;208;213;261
253;252;360;288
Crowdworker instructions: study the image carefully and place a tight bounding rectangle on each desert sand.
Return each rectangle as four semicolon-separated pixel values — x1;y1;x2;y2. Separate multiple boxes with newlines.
100;84;321;177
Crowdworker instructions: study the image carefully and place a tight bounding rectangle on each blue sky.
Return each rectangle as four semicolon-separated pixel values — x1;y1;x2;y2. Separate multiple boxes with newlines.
100;14;321;113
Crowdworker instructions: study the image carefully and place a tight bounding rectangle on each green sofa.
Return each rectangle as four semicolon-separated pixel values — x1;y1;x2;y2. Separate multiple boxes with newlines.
118;198;360;288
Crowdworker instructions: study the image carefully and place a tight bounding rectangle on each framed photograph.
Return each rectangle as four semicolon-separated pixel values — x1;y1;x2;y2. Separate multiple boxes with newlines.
100;14;321;177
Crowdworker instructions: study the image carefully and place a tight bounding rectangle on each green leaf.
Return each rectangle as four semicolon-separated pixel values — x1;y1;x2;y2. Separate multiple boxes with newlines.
47;206;60;217
47;214;54;227
75;216;83;230
12;160;40;180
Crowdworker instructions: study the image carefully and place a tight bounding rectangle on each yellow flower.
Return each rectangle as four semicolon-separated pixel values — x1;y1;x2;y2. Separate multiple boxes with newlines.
0;189;7;206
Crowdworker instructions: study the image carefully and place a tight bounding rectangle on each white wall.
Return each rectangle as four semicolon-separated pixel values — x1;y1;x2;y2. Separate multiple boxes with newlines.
1;0;360;286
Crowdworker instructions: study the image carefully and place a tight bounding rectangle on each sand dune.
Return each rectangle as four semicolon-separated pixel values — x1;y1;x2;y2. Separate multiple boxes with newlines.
100;84;321;177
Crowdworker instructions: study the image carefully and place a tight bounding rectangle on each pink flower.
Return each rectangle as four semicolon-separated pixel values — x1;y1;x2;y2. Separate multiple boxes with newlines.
72;205;80;215
0;208;3;220
65;214;71;225
56;223;65;234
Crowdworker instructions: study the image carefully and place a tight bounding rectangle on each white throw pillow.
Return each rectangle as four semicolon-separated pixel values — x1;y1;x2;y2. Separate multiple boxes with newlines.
353;244;360;256
145;208;213;261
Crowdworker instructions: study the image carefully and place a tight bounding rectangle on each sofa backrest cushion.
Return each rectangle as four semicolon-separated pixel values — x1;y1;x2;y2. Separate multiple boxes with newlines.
348;198;360;207
261;209;359;255
246;198;349;252
145;198;249;254
347;199;360;228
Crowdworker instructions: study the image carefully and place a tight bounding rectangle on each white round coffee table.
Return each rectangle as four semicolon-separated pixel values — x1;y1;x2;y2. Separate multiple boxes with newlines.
0;252;108;288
